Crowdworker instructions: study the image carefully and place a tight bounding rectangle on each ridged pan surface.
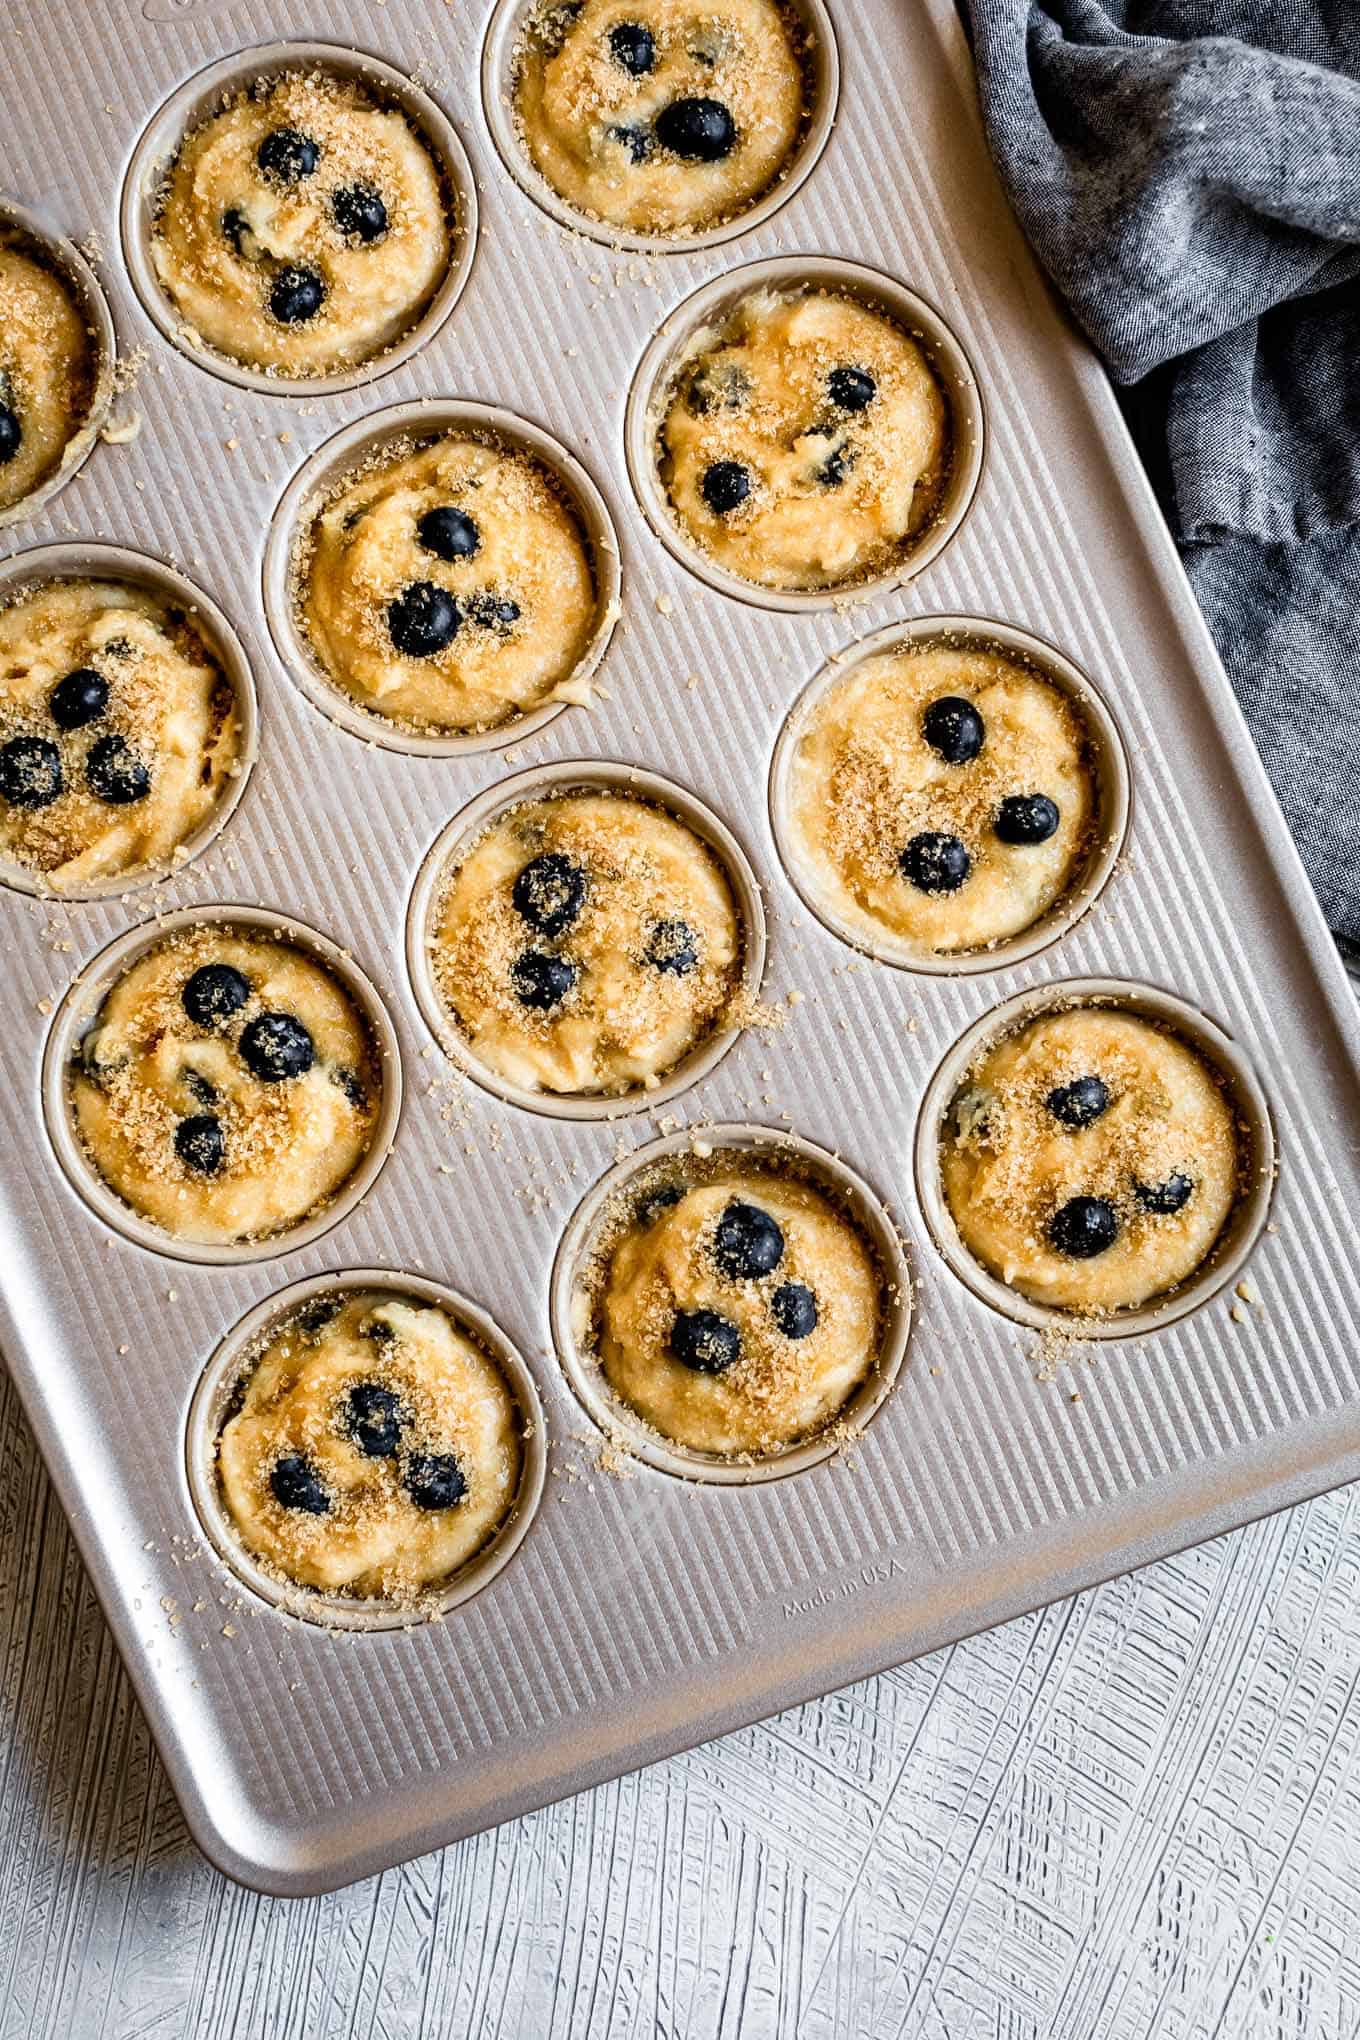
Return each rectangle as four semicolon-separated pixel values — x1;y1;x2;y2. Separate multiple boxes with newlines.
2;0;1358;1897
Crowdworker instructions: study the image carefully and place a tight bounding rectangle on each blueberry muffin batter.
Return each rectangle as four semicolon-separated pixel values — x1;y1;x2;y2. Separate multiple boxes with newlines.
514;0;808;237
0;580;240;890
431;789;742;1094
71;927;379;1245
787;643;1096;956
300;435;600;734
591;1162;882;1455
152;71;450;377
659;287;949;590
217;1291;523;1600
941;1008;1241;1314
0;235;96;513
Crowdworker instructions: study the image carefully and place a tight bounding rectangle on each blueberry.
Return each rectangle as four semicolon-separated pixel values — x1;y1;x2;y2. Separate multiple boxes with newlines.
655;96;737;161
182;962;250;1028
686;361;750;415
333;1066;368;1110
995;793;1060;845
512;851;586;938
771;1281;818;1338
921;695;984;765
511;950;577;1011
270;1453;330;1515
609;123;654;163
0;403;21;465
669;1308;741;1374
714;1199;784;1280
899;831;971;894
404;1451;468;1510
1048;1195;1119;1259
1135;1173;1194;1216
85;734;151;805
608;20;655;71
180;1067;218;1106
361;1315;398;1345
221;207;253;256
298;1296;342;1339
388;581;460;657
816;443;854;488
466;592;521;631
0;735;62;810
637;1181;684;1225
269;264;326;324
49;667;109;730
701;459;752;515
174;1112;225;1176
828;366;877;412
1046;1075;1110;1129
346;1381;404;1458
238;1011;315;1082
417;505;480;562
332;182;388;243
256;127;320;184
643;917;698;975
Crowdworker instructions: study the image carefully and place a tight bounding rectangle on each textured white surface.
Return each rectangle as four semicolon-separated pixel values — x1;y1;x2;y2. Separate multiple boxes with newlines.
5;1348;1360;2035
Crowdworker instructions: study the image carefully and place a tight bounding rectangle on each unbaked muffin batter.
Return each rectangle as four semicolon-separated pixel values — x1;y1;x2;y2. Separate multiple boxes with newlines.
0;580;240;890
71;926;379;1245
217;1291;523;1600
0;235;96;513
152;70;450;377
591;1162;882;1455
432;789;742;1094
659;287;949;590
787;642;1096;956
300;434;601;734
514;0;808;237
941;1007;1240;1314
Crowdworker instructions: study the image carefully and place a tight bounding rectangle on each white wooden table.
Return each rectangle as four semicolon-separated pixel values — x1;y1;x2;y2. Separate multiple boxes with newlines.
5;1255;1360;2035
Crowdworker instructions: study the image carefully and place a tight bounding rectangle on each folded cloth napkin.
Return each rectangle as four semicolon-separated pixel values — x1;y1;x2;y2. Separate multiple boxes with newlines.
966;1;1360;954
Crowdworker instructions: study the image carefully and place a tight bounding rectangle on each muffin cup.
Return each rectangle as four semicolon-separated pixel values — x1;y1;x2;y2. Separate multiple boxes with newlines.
480;0;840;255
625;255;985;612
119;41;478;397
914;978;1277;1338
407;760;767;1118
0;200;117;528
264;400;622;757
185;1267;547;1631
42;904;402;1266
549;1123;913;1483
0;541;258;901
769;614;1131;974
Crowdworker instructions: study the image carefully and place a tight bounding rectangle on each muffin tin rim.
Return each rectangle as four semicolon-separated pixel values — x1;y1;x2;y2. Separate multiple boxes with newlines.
405;757;769;1119
40;901;405;1268
767;610;1134;976
117;38;480;400
261;397;623;758
912;975;1278;1340
548;1119;915;1484
623;251;987;613
479;0;843;256
183;1265;549;1633
0;197;118;529
0;539;261;903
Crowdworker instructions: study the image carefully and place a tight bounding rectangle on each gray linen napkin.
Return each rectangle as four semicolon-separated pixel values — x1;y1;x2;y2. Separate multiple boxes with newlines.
965;1;1360;952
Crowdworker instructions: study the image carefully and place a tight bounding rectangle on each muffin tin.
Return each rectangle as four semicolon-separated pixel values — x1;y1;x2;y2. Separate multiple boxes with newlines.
0;201;117;527
2;0;1359;1897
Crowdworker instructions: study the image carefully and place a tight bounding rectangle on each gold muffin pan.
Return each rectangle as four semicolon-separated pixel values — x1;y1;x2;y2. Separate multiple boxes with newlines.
0;0;1351;1896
